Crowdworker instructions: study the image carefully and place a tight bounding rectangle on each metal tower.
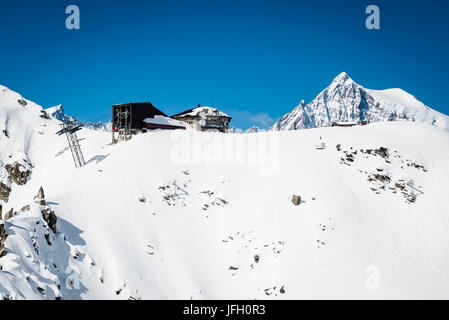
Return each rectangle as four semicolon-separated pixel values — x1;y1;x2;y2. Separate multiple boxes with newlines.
56;121;86;168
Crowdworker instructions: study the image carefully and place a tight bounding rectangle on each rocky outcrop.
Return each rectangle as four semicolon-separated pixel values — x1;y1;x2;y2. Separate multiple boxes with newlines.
39;110;50;119
41;208;57;234
4;208;14;220
0;182;11;202
0;223;7;258
5;162;31;186
0;161;31;203
33;187;57;233
17;98;27;107
34;186;46;206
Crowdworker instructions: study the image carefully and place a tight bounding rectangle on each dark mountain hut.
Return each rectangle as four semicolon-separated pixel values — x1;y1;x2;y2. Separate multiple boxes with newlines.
112;102;167;142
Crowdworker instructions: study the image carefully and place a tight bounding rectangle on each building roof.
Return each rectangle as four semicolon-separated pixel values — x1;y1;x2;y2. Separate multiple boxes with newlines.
112;102;167;117
143;115;188;128
172;106;231;118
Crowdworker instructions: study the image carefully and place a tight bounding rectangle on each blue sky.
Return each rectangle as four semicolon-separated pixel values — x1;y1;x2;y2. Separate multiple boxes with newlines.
0;0;448;129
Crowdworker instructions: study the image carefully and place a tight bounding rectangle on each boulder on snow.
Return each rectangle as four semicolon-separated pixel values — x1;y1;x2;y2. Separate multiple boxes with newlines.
291;195;301;206
34;186;46;206
41;208;57;233
4;208;14;221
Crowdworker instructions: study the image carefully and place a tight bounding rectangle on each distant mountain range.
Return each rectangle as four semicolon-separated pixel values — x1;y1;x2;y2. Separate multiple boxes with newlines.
270;72;449;131
16;72;449;134
44;105;112;131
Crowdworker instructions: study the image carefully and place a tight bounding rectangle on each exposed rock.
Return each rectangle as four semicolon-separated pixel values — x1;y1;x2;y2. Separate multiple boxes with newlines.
291;195;301;206
40;110;50;119
280;285;286;294
34;186;46;205
5;162;31;186
0;223;7;258
0;204;2;220
254;255;260;263
42;208;57;233
374;147;389;159
17;98;27;107
138;197;145;203
395;182;405;190
200;190;214;197
407;194;417;203
4;208;14;221
0;224;6;242
44;233;52;246
0;182;11;202
336;144;341;151
212;198;228;206
370;174;391;183
21;204;30;212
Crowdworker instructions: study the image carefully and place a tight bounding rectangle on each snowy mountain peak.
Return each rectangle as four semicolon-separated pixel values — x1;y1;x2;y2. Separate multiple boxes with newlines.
244;125;262;133
44;104;65;121
271;72;449;131
332;71;352;84
44;104;112;131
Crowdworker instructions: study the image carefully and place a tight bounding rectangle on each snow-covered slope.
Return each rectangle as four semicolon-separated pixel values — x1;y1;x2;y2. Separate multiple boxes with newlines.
1;85;449;299
271;72;449;131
